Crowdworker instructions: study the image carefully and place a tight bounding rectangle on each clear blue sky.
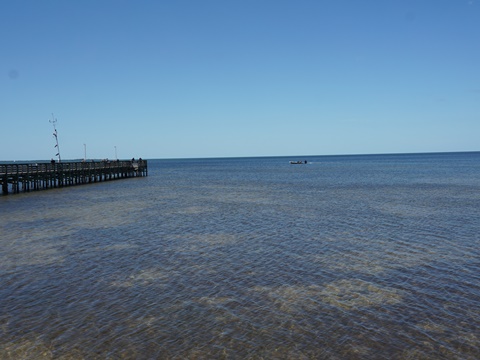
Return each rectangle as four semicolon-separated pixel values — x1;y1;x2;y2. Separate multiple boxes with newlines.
1;0;479;161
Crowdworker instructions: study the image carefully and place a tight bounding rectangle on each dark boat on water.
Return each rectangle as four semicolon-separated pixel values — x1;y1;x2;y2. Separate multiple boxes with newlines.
289;160;308;164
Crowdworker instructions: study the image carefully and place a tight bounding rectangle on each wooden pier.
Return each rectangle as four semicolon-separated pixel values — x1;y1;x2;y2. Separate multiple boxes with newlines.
1;160;147;195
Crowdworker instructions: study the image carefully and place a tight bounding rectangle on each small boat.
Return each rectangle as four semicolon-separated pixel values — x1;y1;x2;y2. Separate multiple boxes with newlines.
289;160;308;164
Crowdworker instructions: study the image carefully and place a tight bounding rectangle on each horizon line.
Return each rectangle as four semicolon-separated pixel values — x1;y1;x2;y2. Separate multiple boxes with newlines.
2;150;479;163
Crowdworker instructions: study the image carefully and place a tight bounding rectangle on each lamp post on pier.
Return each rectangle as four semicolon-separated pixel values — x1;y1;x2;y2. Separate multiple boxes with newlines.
114;146;117;161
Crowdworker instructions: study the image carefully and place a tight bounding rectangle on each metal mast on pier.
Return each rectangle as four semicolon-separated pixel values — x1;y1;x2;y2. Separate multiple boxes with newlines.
50;114;61;163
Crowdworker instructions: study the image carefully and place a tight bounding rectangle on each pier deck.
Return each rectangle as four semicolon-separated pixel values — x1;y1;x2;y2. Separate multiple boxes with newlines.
1;160;147;195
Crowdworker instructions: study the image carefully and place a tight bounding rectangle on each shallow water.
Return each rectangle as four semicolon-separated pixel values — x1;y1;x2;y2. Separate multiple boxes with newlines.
1;153;479;359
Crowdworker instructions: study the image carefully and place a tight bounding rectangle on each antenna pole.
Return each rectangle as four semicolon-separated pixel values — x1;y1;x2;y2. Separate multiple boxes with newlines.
49;113;62;163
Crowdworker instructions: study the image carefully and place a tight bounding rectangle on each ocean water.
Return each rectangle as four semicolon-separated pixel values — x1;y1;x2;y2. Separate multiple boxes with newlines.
1;152;479;359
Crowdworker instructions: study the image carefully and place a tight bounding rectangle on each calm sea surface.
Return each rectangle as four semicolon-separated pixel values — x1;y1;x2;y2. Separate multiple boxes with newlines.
1;152;479;359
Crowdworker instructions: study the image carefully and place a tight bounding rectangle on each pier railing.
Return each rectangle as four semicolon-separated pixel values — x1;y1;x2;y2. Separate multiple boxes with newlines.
1;160;147;195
